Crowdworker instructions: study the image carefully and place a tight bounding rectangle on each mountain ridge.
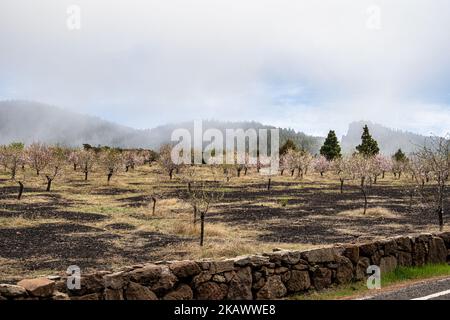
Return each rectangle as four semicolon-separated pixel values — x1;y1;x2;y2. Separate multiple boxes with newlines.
0;100;431;155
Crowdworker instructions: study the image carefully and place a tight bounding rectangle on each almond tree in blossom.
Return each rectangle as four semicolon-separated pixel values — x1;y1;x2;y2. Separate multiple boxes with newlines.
27;142;51;176
350;154;373;214
332;156;352;193
313;155;330;177
43;146;67;191
68;150;80;171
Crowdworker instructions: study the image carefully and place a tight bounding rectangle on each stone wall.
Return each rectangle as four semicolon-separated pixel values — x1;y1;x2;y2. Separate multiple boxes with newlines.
1;232;449;300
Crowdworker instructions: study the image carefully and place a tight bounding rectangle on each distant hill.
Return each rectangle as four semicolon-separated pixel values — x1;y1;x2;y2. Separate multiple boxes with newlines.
0;100;323;153
0;100;150;148
341;121;429;155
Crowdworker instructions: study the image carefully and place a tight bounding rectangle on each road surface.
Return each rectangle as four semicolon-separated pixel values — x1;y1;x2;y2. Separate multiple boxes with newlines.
358;277;450;300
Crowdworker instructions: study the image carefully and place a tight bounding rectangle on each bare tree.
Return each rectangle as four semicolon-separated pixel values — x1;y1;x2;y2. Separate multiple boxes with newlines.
14;164;28;200
182;165;197;193
147;184;162;216
413;136;449;231
100;149;123;184
180;179;224;246
158;144;179;179
78;149;96;181
123;150;143;172
142;149;159;166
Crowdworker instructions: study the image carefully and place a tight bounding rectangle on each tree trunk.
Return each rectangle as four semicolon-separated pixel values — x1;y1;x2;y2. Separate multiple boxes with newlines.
291;169;295;177
237;168;241;177
409;191;414;209
382;171;385;179
438;207;444;231
169;169;173;179
267;178;271;191
361;187;368;215
46;176;52;192
188;182;191;192
320;172;323;177
36;169;40;176
125;166;129;172
340;179;344;193
244;167;248;176
374;175;377;184
107;170;113;184
280;169;284;176
74;163;77;171
11;167;16;180
17;181;24;200
193;205;197;225
200;211;205;246
152;197;156;215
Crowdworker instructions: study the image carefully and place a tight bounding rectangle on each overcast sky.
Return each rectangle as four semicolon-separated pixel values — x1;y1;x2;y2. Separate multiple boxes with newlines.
1;0;449;136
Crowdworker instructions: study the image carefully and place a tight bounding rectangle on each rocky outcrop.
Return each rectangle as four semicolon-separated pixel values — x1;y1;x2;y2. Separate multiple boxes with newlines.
1;232;449;300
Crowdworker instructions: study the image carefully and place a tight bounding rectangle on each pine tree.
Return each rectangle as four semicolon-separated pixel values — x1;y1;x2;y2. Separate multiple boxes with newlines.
393;148;407;162
279;139;298;155
319;130;341;161
356;125;380;157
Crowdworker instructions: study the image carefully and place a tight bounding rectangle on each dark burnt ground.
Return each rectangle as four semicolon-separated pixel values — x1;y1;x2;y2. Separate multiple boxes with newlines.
0;222;193;280
90;187;140;196
212;180;447;244
105;223;136;230
0;192;106;221
0;181;194;281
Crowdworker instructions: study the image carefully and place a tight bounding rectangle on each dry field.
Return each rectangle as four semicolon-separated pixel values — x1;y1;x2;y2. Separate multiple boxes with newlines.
0;164;448;282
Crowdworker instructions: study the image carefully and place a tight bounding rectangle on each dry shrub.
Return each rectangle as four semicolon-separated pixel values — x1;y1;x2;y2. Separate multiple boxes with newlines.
169;221;229;238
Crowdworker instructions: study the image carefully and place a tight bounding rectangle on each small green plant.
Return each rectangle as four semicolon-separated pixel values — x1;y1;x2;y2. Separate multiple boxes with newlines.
278;197;289;207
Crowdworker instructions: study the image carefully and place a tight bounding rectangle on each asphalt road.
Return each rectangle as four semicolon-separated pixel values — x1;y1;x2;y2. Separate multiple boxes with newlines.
359;277;450;300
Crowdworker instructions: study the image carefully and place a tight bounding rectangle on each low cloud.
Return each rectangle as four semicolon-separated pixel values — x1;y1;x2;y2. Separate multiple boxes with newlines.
0;0;449;135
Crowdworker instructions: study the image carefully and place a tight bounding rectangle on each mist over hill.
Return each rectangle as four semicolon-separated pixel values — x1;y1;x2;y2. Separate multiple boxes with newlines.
341;121;430;155
0;101;323;152
0;101;434;155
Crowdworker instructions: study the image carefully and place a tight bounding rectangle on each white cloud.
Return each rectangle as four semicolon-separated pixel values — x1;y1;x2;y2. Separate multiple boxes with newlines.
0;0;449;134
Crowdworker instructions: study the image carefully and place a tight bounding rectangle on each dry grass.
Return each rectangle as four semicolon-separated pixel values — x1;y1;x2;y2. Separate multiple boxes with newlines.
337;207;399;218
